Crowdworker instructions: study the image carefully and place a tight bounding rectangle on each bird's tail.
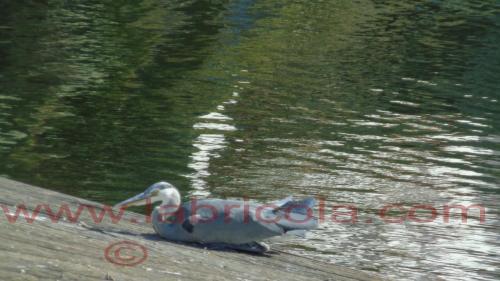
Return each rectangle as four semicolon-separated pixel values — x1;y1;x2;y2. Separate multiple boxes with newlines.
272;197;318;232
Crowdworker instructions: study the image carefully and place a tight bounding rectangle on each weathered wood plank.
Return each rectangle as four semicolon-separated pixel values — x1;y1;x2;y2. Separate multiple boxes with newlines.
0;177;386;281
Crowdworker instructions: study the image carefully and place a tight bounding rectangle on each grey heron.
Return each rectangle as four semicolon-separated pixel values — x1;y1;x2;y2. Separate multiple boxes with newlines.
114;182;318;253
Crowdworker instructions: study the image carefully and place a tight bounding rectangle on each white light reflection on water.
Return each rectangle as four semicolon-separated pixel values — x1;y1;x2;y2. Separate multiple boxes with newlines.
186;83;246;196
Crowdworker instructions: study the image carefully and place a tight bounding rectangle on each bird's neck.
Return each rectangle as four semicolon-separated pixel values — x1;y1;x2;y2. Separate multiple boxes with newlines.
158;188;181;213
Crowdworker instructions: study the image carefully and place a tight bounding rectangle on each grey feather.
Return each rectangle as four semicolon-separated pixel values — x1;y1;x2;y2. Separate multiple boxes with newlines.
152;197;318;245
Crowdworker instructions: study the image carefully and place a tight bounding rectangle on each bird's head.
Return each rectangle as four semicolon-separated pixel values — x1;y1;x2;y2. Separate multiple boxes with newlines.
113;181;181;209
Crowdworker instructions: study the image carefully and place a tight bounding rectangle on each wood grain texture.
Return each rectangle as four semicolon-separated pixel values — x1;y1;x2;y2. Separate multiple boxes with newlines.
0;177;386;281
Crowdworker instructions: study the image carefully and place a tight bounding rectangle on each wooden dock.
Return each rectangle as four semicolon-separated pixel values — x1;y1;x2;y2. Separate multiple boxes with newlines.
0;177;385;281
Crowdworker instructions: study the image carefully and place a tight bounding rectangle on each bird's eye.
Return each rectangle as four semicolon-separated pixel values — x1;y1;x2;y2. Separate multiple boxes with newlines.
151;190;159;196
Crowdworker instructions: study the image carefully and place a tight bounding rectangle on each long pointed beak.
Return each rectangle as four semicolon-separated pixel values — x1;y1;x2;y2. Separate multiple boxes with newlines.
113;192;150;209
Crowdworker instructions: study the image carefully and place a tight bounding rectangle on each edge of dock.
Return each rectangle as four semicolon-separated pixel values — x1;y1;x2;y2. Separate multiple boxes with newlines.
0;177;386;281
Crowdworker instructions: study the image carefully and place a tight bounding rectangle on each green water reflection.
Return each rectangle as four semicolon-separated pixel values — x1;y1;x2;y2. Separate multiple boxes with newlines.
1;1;499;280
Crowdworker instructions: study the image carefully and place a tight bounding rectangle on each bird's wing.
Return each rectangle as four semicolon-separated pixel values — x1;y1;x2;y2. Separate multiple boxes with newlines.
180;199;284;244
180;214;204;233
270;196;294;207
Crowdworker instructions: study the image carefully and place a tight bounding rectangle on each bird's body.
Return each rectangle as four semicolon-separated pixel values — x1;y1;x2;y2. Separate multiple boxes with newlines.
114;182;318;252
152;198;316;244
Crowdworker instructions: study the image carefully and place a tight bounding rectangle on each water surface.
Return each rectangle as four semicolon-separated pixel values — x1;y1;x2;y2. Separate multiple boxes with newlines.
0;1;499;280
